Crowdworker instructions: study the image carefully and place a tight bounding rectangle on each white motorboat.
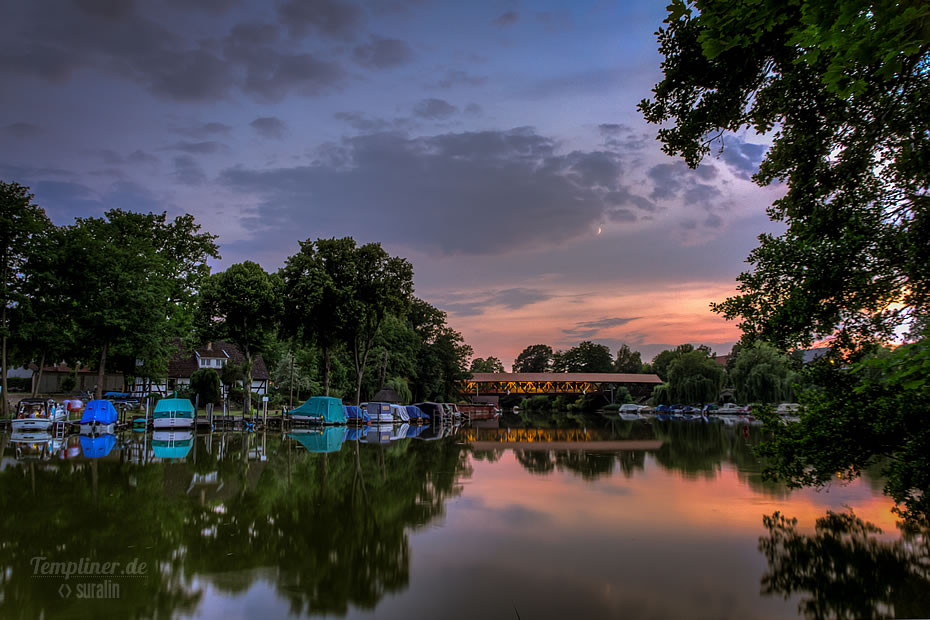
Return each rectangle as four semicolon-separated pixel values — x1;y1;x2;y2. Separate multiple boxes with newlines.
11;398;66;431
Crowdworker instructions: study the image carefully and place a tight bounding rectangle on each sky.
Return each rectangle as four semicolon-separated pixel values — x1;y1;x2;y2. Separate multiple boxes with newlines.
0;0;785;368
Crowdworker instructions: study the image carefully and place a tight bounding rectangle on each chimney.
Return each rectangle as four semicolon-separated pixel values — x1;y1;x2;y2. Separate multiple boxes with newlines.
207;341;213;351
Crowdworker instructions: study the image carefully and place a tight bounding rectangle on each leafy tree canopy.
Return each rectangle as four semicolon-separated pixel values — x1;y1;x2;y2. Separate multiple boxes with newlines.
641;0;930;352
470;356;505;373
730;341;798;403
613;344;643;373
512;344;553;373
552;341;613;373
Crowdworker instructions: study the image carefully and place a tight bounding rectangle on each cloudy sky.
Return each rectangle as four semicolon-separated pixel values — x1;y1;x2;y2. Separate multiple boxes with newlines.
0;0;784;367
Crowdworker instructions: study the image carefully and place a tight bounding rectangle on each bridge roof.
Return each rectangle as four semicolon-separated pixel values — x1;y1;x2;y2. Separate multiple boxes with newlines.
469;372;662;384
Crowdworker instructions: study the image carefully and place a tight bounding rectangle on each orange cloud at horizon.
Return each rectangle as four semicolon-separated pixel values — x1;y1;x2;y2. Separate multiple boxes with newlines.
444;280;744;368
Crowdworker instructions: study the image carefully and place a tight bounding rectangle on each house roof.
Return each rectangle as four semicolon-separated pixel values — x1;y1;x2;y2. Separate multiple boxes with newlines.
168;340;270;380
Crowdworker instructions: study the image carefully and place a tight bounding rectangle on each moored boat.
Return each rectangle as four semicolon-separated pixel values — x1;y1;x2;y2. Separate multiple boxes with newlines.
289;396;347;424
152;397;196;429
79;399;119;435
152;430;194;459
363;401;394;423
11;398;66;431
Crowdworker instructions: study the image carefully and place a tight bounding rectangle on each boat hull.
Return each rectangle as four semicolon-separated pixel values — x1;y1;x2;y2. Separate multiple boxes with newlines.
80;423;116;435
11;417;59;431
153;416;194;428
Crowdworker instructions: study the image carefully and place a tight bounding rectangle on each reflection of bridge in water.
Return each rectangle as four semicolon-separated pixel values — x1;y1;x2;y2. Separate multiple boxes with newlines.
461;427;663;451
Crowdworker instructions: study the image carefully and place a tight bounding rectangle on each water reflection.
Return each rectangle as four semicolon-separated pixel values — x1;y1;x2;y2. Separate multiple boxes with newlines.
759;511;930;620
0;417;923;619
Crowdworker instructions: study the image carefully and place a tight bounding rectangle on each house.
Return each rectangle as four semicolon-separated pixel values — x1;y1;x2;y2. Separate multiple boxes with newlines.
132;340;270;397
30;363;124;394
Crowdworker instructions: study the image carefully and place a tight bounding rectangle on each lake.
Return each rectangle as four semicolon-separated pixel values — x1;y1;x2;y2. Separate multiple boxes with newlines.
1;414;927;619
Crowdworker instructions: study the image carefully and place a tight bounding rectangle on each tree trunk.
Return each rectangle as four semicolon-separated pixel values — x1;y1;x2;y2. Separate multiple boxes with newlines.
322;346;331;397
243;353;252;416
288;350;294;407
32;351;45;397
1;303;7;418
379;350;388;389
96;340;108;400
353;336;374;406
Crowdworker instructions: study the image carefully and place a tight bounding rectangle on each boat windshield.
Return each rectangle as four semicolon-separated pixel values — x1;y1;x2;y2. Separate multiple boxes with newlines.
17;402;49;419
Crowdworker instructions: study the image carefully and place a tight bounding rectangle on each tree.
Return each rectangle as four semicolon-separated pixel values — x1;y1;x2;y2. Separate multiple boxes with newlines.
613;344;643;373
640;0;930;352
339;242;414;405
470;356;505;373
407;298;472;402
63;211;175;399
512;344;553;373
189;368;221;407
730;342;798;403
272;349;319;406
758;335;930;519
551;341;613;373
279;238;348;395
650;344;711;382
196;262;282;414
667;349;725;403
0;182;52;415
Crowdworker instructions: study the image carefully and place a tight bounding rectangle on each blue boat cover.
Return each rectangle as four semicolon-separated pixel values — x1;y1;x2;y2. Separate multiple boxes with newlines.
289;427;347;453
405;424;424;438
405;405;425;421
343;405;370;423
290;396;346;423
345;426;367;441
80;433;116;458
80;400;119;425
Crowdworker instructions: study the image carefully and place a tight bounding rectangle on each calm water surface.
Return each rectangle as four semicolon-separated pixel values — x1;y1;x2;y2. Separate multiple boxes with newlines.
1;415;927;619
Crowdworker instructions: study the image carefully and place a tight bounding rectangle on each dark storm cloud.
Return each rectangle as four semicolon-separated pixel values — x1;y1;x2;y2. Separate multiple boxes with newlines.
164;0;241;13
0;2;346;103
435;70;488;89
464;103;483;117
440;288;554;317
605;187;656;212
73;0;134;20
29;179;167;223
576;317;639;329
171;155;206;186
719;136;767;180
277;0;364;40
241;52;346;101
647;161;721;210
127;149;160;165
598;123;649;151
3;122;43;139
250;116;287;139
353;36;414;69
165;141;228;155
562;317;640;341
412;98;457;120
495;11;519;27
218;127;639;256
333;112;413;133
170;122;233;139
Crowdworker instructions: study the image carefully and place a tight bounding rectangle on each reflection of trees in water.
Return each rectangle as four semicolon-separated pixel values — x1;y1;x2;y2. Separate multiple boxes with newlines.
0;432;471;618
759;511;930;620
513;449;643;481
0;459;202;619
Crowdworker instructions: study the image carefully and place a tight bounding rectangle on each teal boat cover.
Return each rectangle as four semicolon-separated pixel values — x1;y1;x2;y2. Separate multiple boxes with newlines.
290;396;346;423
153;398;195;418
152;439;193;459
289;427;347;453
80;400;119;425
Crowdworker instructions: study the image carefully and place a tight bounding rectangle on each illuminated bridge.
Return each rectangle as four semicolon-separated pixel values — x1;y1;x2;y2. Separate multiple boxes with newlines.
461;372;663;396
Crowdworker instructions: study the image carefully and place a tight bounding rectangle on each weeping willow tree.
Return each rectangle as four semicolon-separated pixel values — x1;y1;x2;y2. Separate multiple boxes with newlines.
667;350;726;403
730;342;798;403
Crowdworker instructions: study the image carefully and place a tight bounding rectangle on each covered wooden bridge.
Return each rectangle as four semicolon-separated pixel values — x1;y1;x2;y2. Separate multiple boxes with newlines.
461;372;663;396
